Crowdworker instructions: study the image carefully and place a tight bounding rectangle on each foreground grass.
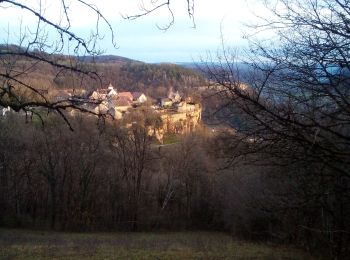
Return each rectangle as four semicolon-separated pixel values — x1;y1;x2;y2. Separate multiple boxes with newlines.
0;228;316;259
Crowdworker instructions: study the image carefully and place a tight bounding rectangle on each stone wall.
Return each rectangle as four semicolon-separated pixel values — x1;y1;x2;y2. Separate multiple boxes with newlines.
160;105;201;134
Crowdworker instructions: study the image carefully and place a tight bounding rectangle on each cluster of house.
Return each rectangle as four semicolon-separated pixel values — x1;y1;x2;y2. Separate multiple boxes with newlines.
1;83;202;140
86;85;202;135
87;83;147;119
84;84;200;120
158;88;181;107
157;88;200;114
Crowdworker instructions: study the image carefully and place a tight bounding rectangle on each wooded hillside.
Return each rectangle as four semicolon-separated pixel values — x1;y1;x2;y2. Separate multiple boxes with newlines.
0;45;206;99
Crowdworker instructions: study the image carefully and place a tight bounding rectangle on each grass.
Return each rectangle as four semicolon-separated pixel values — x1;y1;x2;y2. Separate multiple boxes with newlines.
0;228;317;259
162;133;180;145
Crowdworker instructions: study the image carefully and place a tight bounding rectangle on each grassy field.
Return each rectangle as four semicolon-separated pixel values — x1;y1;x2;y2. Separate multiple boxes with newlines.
0;228;317;259
162;133;180;145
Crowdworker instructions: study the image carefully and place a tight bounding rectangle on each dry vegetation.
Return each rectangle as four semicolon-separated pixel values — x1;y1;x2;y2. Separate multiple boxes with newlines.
0;229;316;260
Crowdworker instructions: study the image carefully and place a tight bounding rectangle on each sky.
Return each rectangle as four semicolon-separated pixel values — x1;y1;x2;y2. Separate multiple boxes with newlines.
0;0;266;63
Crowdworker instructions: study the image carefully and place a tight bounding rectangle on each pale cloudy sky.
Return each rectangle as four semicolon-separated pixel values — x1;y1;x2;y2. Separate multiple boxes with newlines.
0;0;266;62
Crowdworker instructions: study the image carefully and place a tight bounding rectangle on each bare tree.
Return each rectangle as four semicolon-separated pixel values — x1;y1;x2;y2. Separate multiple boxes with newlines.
0;0;197;127
205;0;350;257
123;0;195;30
108;117;155;230
0;0;117;127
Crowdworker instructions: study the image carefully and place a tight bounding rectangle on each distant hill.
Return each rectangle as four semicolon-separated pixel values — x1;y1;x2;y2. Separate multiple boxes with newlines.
78;55;142;64
0;44;140;64
0;44;207;99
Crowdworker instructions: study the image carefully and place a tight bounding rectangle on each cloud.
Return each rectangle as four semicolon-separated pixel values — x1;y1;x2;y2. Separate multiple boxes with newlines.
0;0;263;62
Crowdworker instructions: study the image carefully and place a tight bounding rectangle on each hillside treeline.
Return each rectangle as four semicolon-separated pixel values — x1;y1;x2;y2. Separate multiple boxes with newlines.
1;112;347;258
0;46;206;100
116;63;206;97
0;114;218;232
7;54;206;98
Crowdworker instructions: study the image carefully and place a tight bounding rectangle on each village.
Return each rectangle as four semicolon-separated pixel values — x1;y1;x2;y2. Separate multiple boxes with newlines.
1;1;348;258
52;84;202;142
0;83;202;143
